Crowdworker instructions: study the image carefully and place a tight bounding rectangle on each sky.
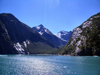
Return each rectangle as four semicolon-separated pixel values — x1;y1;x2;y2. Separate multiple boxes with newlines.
0;0;100;34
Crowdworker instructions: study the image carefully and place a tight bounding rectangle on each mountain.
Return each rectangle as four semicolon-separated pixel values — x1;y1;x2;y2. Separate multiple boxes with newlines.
60;12;100;56
0;13;58;54
33;25;67;48
55;31;72;42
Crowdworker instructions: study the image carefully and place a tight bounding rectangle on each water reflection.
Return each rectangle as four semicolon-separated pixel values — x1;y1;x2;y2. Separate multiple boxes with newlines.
13;56;59;75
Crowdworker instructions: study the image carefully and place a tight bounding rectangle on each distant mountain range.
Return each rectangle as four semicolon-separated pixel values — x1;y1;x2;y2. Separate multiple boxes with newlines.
0;12;100;56
60;12;100;56
55;31;72;42
33;25;70;48
0;13;58;54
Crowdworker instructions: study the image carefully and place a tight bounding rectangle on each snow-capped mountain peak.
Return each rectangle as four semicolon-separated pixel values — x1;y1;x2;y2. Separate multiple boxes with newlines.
36;24;44;30
33;24;53;35
59;30;68;35
55;30;72;42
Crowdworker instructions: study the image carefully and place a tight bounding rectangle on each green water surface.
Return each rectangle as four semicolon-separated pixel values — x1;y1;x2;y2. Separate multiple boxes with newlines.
0;55;100;75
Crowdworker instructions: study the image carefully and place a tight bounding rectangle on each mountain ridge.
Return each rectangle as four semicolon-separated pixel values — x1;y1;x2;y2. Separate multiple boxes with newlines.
60;12;100;56
33;25;67;48
0;13;58;54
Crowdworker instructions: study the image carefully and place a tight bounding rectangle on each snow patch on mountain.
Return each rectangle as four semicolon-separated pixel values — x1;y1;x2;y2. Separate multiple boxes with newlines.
14;43;25;54
23;41;27;47
23;40;30;48
14;40;30;54
36;27;40;30
39;31;43;35
26;40;30;44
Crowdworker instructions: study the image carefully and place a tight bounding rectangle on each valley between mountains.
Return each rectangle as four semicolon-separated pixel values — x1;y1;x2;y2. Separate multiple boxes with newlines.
0;12;100;56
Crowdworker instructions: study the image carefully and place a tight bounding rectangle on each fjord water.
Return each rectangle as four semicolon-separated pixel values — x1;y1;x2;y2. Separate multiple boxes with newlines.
0;55;100;75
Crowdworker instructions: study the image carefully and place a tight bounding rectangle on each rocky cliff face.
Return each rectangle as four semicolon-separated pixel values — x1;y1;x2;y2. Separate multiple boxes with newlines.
0;13;57;54
33;25;67;48
61;12;100;56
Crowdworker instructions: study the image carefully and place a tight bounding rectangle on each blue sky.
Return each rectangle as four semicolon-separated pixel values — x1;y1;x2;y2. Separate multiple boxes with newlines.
0;0;100;34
